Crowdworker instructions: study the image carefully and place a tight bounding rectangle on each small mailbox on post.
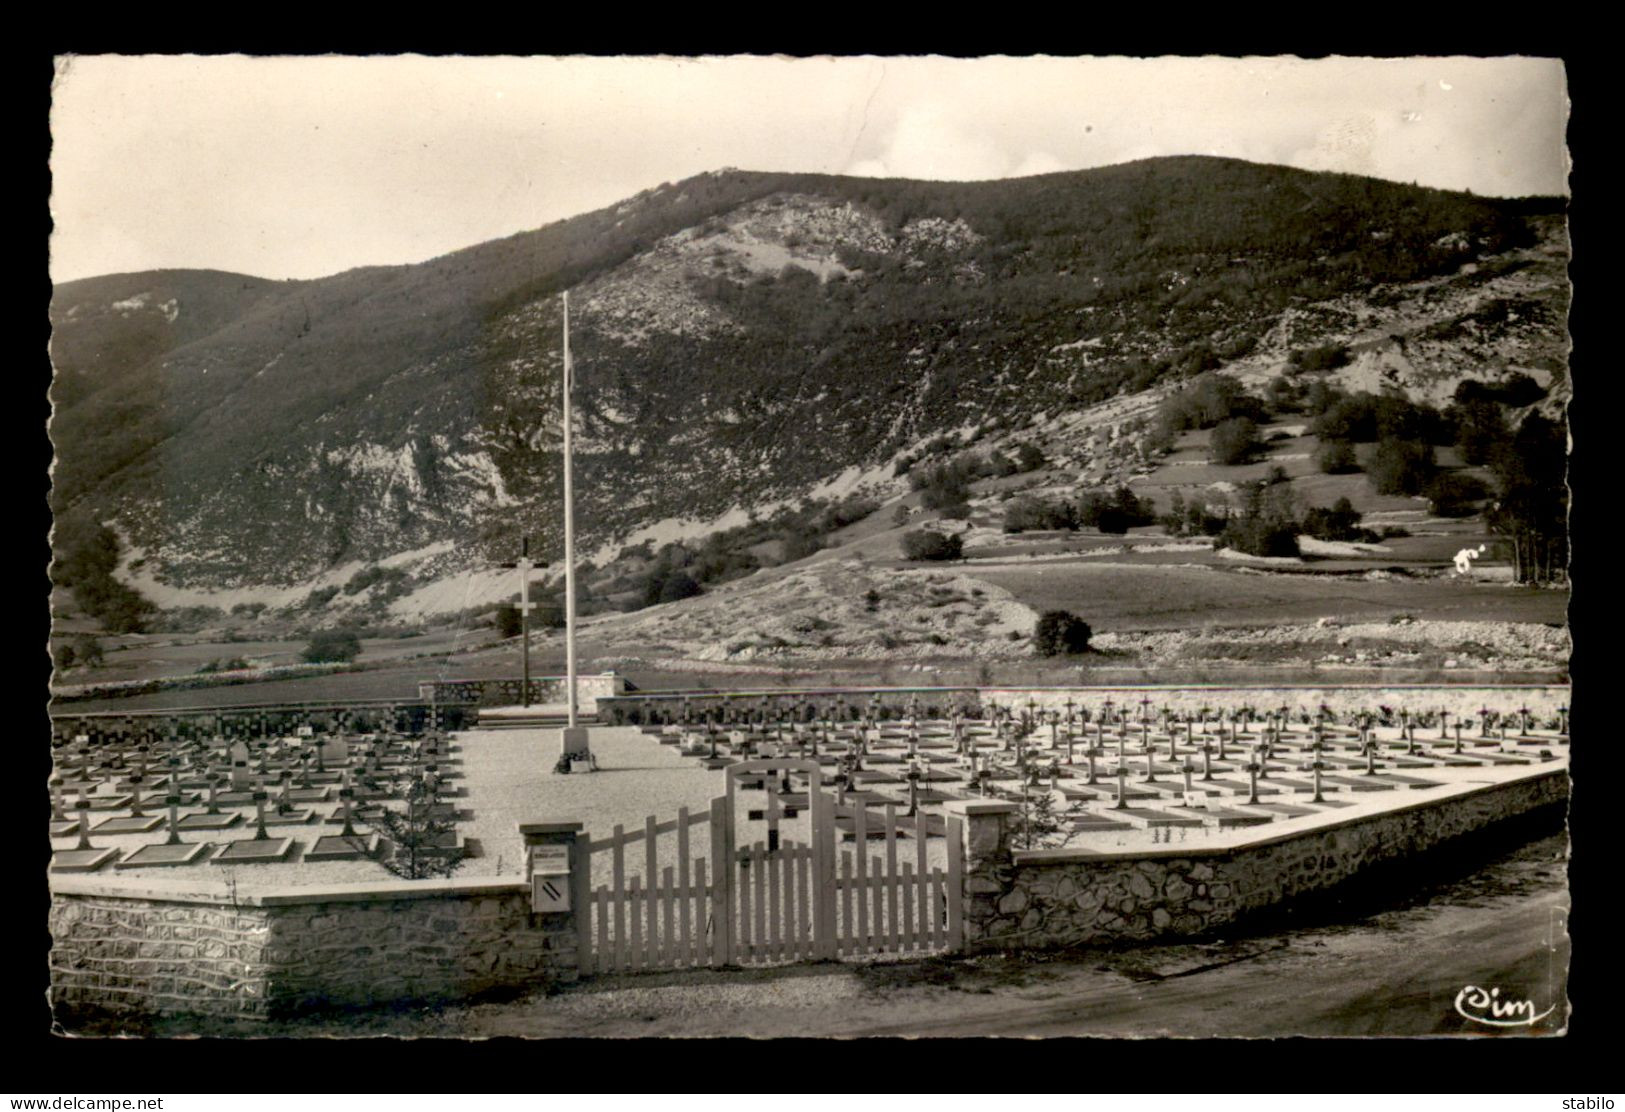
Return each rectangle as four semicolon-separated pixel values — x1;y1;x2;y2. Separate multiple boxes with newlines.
529;844;571;913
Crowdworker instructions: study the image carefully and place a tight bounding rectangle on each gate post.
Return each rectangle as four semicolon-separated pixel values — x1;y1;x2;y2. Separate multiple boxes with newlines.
942;801;1017;951
519;821;587;977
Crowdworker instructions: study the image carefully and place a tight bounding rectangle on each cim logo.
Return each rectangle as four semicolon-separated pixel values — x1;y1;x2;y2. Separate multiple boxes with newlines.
1454;984;1558;1028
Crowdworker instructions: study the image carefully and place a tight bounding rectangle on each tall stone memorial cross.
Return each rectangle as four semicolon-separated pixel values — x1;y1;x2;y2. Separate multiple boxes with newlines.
497;537;546;709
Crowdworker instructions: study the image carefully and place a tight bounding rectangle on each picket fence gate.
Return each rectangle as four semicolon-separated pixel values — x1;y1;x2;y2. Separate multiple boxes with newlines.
578;759;963;973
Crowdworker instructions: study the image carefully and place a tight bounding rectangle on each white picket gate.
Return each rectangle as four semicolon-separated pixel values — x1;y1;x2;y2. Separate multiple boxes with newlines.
579;758;963;973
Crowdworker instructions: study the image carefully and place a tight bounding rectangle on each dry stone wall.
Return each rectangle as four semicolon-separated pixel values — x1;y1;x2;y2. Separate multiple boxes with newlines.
49;893;275;1021
49;879;576;1023
953;769;1568;952
420;673;625;707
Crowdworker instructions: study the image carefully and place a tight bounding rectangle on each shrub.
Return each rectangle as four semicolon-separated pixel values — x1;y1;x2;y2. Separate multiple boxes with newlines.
1210;417;1263;465
1288;343;1350;373
1426;472;1490;517
1076;486;1155;533
1034;611;1092;656
305;585;341;609
1367;437;1436;496
901;530;963;562
494;603;522;638
1003;495;1076;533
658;571;705;603
301;629;362;664
1315;439;1360;474
1301;497;1364;541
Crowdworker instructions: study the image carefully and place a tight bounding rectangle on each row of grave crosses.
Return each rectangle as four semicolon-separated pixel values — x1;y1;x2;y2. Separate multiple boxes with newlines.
647;695;1564;736
52;728;456;855
52;704;454;751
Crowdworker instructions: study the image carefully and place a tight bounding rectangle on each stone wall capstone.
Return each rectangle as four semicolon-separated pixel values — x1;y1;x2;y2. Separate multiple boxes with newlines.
949;768;1568;953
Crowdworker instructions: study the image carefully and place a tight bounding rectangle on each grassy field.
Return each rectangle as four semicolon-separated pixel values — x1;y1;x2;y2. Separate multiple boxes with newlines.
967;561;1567;631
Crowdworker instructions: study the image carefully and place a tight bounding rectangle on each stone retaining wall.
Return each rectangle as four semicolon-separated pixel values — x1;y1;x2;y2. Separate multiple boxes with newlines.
49;877;576;1023
947;767;1569;953
419;673;626;707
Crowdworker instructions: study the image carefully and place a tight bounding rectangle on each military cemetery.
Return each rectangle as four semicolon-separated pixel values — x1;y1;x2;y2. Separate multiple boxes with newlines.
47;56;1572;1043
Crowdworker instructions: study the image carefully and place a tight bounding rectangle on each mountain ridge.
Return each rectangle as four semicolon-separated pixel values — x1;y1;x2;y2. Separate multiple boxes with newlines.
49;156;1568;609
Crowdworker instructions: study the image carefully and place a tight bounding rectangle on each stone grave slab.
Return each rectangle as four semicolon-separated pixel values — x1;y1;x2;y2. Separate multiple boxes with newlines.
287;787;332;803
139;791;201;808
896;814;947;837
304;833;381;861
51;848;121;873
177;811;243;830
1321;776;1397;792
263;808;316;826
1240;801;1317;818
1070;815;1135;832
84;794;135;811
91;814;165;835
211;838;295;864
915;789;962;803
1259;777;1318;792
50;820;80;838
1206;778;1284;797
1202;809;1275;829
1115;807;1205;829
215;791;259;805
115;842;212;868
1372;774;1445;790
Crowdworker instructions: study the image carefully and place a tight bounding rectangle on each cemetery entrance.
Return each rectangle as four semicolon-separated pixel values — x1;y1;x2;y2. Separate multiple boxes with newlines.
579;759;964;973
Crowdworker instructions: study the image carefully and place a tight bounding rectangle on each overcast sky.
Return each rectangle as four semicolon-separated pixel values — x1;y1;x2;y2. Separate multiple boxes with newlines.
48;54;1569;284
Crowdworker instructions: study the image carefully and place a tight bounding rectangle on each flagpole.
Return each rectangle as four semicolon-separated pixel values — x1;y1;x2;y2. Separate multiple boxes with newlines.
562;292;578;730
